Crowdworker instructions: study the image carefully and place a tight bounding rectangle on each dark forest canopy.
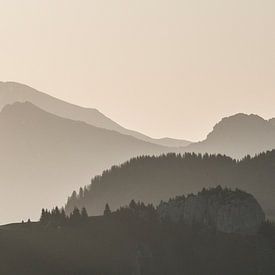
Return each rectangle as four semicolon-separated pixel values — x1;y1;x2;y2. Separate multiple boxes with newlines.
65;151;275;219
47;185;265;234
39;207;88;227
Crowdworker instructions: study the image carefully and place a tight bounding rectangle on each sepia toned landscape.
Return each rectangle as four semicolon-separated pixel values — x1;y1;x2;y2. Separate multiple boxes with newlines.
0;1;274;274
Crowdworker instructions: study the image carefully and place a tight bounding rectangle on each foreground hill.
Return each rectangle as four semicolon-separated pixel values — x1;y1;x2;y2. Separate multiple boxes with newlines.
0;81;191;147
185;113;275;158
66;152;275;219
0;102;174;223
0;212;274;275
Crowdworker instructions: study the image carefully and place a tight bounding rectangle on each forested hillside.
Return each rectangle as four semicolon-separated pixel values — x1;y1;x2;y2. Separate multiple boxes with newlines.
66;152;275;219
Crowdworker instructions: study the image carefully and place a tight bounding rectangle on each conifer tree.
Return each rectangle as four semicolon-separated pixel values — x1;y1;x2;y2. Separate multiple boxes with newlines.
104;203;111;216
70;207;81;224
129;200;137;210
81;207;89;221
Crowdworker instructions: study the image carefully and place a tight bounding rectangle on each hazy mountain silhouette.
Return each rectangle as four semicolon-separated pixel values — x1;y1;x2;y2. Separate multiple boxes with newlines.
268;117;275;127
0;102;174;224
0;81;192;147
65;152;275;220
184;113;275;158
3;82;275;157
2;81;275;224
153;137;193;147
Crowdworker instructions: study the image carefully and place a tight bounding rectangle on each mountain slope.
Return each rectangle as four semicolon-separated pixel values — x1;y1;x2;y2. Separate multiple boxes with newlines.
0;81;191;147
184;113;275;158
0;102;174;224
65;152;275;219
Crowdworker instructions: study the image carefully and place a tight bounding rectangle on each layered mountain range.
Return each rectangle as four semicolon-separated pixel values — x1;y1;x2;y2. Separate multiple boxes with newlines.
1;81;275;223
0;101;174;223
0;81;191;147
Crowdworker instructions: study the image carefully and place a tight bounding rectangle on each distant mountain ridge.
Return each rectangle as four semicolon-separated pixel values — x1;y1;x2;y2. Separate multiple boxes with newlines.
184;113;275;158
0;101;174;224
3;81;275;158
0;81;191;147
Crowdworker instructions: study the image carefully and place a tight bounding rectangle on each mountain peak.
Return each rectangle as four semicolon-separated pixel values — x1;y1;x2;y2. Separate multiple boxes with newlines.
208;113;268;138
0;81;31;88
1;101;46;117
216;113;266;126
185;112;275;158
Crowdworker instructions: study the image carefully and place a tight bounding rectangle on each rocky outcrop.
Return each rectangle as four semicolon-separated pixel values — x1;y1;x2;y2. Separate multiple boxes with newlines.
157;186;265;234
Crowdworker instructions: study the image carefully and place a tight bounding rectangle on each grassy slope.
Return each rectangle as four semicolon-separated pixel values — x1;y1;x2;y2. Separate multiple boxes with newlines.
0;216;275;275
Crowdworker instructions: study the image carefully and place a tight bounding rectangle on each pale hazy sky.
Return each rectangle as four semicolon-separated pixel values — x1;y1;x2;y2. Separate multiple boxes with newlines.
0;0;274;141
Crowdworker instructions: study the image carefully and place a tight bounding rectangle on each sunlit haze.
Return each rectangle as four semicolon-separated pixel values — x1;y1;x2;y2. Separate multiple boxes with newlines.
0;0;274;141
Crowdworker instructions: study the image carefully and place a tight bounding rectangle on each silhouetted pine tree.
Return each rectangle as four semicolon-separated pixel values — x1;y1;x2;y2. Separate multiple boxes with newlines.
104;203;111;216
40;208;48;224
79;187;84;199
60;208;67;225
129;200;137;210
70;207;82;224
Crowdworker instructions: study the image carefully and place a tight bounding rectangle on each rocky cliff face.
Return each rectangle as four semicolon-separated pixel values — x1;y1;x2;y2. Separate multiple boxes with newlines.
157;186;265;234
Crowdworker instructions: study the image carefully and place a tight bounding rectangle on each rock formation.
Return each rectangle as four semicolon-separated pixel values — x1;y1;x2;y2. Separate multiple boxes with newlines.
157;186;265;234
